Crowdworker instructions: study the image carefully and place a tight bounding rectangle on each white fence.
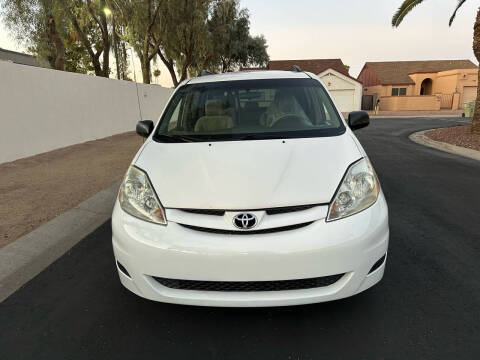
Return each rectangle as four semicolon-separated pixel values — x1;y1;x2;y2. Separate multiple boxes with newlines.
0;61;174;164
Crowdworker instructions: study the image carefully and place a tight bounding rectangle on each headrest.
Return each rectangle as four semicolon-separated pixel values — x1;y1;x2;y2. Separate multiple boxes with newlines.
205;99;223;116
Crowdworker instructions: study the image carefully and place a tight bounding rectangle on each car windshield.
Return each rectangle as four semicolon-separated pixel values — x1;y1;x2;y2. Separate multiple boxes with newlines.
153;78;345;142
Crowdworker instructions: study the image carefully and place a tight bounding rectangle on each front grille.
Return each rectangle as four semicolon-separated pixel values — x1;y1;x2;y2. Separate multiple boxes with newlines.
152;274;345;292
179;208;225;216
178;222;313;235
266;204;319;215
175;204;322;217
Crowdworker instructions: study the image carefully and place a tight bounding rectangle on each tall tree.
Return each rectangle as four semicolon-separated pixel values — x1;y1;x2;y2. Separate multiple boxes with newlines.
104;3;131;80
154;40;179;86
392;0;480;134
112;0;162;84
204;0;268;73
1;0;67;70
45;12;65;69
1;0;112;76
2;0;268;85
155;0;211;84
67;0;111;77
153;0;269;86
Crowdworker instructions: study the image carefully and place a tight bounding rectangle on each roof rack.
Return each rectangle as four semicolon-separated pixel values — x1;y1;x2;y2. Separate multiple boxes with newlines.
197;70;215;77
289;65;302;72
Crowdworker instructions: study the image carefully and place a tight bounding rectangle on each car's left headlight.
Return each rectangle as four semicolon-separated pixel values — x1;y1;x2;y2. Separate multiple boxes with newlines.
327;157;380;222
118;166;167;225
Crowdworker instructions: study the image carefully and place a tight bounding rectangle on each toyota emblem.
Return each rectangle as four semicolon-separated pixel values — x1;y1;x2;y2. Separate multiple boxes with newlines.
233;213;258;230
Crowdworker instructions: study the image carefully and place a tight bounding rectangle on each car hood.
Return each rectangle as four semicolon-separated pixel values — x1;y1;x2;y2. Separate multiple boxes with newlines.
135;134;362;209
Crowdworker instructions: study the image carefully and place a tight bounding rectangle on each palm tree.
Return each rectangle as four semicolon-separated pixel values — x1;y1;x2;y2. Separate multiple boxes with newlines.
392;0;480;134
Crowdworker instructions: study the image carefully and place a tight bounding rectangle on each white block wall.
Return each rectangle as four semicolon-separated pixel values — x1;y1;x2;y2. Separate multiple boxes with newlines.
0;61;174;164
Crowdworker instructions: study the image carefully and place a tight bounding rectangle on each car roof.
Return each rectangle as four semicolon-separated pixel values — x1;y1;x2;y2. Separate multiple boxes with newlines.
186;70;311;84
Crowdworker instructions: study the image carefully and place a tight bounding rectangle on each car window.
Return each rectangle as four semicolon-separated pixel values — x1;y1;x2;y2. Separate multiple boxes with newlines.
155;78;345;142
167;98;183;131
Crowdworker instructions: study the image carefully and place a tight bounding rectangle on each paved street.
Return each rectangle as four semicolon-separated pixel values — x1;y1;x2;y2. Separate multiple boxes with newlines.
1;117;479;359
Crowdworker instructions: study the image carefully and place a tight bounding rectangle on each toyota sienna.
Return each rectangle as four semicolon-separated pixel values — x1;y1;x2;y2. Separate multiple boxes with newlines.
111;69;389;307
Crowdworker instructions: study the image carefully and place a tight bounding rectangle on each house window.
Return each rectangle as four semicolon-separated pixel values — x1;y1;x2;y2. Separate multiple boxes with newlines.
392;88;407;96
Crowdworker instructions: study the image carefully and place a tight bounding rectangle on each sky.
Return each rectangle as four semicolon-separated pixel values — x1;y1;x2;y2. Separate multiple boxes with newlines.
1;0;478;87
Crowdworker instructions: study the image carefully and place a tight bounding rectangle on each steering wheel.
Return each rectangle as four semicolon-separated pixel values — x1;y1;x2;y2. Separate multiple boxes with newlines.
270;115;313;130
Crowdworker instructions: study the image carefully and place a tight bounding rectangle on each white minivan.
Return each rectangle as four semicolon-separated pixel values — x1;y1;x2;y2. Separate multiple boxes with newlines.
112;69;389;307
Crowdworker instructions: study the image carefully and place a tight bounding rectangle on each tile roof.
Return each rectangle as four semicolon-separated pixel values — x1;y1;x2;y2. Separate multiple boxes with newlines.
363;60;477;85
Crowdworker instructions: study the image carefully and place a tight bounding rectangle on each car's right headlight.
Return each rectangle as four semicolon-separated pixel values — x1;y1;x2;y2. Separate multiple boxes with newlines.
327;157;380;222
118;166;167;225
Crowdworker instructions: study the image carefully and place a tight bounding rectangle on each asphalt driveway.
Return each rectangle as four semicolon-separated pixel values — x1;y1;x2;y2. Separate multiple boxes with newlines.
1;117;479;360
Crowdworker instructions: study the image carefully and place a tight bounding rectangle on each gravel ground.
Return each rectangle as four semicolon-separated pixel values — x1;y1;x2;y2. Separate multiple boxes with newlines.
425;125;480;151
0;132;142;248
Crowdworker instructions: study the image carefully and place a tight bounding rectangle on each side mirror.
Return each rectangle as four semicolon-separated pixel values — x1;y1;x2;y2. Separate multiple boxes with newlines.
348;111;370;131
136;120;154;138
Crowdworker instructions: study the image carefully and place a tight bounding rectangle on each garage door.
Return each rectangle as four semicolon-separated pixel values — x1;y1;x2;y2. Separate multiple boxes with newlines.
462;86;477;105
329;89;355;112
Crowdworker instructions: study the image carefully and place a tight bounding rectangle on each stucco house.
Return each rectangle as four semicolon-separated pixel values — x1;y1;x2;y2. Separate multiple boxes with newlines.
357;60;478;111
243;59;363;113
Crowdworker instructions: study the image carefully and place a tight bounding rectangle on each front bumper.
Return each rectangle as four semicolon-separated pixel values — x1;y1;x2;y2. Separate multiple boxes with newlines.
111;193;389;307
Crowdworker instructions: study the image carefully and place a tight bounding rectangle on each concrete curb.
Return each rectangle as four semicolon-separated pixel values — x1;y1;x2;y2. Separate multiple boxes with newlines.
410;130;480;161
0;181;120;303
